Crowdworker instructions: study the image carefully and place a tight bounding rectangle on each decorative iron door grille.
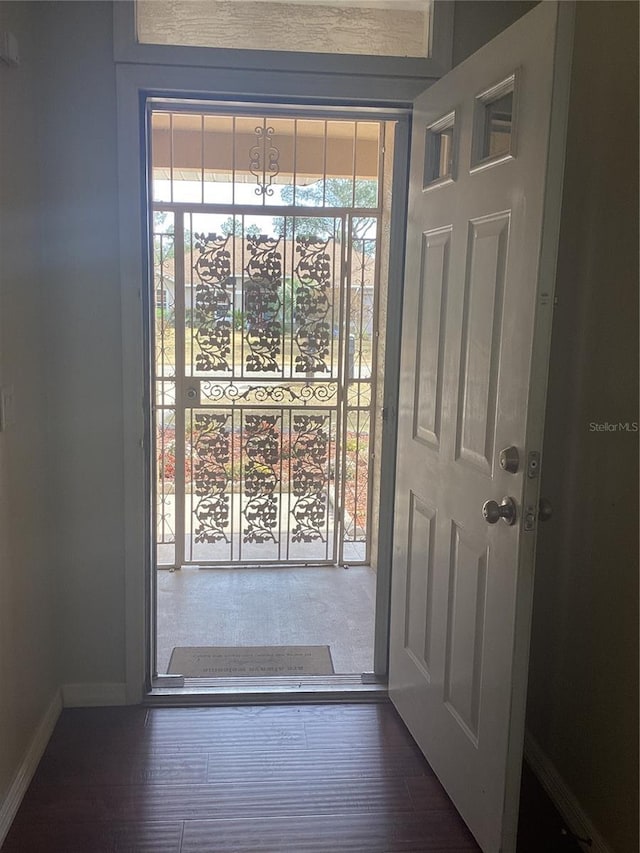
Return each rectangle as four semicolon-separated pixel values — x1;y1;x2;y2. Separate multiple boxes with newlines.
151;110;383;567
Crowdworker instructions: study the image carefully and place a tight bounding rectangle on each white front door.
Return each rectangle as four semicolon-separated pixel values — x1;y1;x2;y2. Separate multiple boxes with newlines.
389;3;574;852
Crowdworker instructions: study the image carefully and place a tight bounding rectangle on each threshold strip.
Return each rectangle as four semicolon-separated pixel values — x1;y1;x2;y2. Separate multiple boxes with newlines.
147;674;387;705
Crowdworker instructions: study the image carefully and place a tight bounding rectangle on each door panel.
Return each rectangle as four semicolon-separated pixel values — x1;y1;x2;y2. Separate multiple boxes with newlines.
404;493;436;676
414;227;450;448
389;3;573;852
456;212;509;472
443;523;486;745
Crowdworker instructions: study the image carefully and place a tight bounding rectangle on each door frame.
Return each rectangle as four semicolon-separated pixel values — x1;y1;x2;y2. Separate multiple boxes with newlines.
116;61;414;701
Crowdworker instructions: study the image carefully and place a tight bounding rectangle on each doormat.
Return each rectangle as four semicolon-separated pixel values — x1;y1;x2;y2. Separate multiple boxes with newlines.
167;645;335;677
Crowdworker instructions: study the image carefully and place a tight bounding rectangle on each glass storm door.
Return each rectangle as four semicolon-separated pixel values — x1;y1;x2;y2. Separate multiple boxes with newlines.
151;109;385;567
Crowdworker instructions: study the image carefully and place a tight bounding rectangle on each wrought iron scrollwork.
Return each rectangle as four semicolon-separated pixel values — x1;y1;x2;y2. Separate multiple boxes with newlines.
249;124;280;197
242;414;280;543
294;237;332;374
157;495;175;545
202;381;338;405
291;414;329;542
193;233;233;372
194;413;231;543
244;235;283;373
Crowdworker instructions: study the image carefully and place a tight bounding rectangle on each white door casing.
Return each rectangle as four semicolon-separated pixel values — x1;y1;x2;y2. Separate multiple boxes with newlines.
389;3;574;852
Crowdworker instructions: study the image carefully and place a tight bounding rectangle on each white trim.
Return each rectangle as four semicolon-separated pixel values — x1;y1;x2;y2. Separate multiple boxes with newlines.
524;730;612;853
61;683;128;708
0;690;63;847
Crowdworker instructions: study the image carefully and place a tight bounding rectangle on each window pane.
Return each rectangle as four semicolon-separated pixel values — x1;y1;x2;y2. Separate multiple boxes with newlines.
294;120;326;206
354;122;379;208
472;76;516;167
151;113;172;202
423;112;455;187
325;120;355;208
203;114;234;205
483;91;513;159
172;114;204;203
137;0;431;58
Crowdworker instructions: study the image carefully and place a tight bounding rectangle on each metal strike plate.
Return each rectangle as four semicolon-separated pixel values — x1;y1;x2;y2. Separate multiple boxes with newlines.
522;498;553;533
527;451;540;479
523;505;537;532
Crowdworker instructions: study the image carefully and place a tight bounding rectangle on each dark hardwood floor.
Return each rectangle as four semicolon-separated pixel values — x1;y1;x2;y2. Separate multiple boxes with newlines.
2;702;582;852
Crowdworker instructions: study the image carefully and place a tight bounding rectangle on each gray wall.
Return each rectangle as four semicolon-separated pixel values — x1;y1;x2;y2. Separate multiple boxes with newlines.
452;0;537;65
0;0;59;810
35;0;125;689
526;3;639;852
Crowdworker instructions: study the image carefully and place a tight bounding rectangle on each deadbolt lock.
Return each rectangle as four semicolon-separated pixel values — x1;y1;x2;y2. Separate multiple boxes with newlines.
184;381;201;405
482;496;517;526
499;446;520;474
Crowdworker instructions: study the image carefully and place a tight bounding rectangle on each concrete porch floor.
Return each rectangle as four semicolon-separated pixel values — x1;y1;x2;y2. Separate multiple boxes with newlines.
156;564;377;675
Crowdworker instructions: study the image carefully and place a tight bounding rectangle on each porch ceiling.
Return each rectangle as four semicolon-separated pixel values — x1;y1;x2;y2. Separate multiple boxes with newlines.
151;112;382;182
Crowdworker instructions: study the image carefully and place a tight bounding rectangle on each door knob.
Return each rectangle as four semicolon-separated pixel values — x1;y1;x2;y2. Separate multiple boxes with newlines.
538;497;553;521
482;496;517;526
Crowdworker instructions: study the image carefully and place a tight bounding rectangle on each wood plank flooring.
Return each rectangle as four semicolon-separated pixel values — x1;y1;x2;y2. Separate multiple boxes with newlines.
1;702;581;853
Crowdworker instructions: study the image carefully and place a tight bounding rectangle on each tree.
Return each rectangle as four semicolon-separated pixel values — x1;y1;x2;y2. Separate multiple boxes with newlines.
152;212;193;262
153;211;171;231
219;217;260;238
153;212;175;266
271;179;377;250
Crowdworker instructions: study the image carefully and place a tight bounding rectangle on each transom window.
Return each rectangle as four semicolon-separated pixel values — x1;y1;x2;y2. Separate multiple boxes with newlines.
136;0;433;58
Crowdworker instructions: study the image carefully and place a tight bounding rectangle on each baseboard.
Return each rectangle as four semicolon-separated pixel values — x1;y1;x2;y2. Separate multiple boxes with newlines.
524;730;612;853
0;689;63;847
62;682;127;707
